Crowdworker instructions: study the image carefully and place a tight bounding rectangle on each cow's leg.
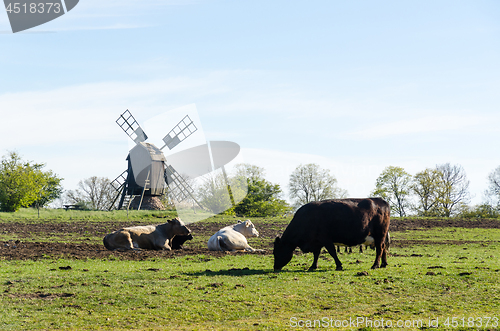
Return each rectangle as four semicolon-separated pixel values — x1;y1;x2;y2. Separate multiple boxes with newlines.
380;247;388;268
371;242;384;269
324;242;343;271
160;244;172;251
336;246;340;253
359;245;364;254
218;237;231;251
245;246;265;252
113;231;135;250
308;247;321;271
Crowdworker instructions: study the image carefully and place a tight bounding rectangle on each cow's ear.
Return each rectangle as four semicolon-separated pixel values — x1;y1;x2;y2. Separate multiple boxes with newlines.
274;236;281;244
238;220;242;224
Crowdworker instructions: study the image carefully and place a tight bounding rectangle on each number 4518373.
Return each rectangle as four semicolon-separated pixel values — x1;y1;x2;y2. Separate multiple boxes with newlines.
5;2;61;14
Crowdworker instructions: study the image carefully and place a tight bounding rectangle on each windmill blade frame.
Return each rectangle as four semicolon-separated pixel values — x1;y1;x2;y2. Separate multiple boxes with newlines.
164;164;205;210
108;170;128;210
116;109;148;144
161;115;198;150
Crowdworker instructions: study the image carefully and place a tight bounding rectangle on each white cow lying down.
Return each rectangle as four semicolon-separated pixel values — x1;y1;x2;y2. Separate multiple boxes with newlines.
207;220;263;252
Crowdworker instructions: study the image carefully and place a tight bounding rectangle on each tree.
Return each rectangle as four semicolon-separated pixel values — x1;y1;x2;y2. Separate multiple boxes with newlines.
372;166;412;217
0;151;63;212
196;172;234;214
199;164;291;217
289;163;347;208
234;176;290;217
485;166;500;209
457;203;499;219
65;176;116;210
29;170;64;209
434;163;470;217
412;168;441;216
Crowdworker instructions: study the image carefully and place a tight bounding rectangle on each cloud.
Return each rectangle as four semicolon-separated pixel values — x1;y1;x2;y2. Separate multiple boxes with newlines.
345;114;489;140
0;75;232;149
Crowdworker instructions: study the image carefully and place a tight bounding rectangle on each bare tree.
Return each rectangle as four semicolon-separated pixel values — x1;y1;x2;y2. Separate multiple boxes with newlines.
434;163;470;217
485;166;500;208
412;168;441;216
289;163;347;208
372;166;413;217
66;176;116;210
234;163;265;182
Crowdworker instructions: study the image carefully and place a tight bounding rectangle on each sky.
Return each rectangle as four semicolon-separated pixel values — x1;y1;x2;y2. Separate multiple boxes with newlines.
1;0;499;207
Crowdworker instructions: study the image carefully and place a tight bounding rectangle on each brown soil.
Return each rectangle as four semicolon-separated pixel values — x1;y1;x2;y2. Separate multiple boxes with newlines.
0;218;498;260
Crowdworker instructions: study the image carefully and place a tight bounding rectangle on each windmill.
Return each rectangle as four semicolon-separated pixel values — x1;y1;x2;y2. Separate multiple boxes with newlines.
110;109;247;223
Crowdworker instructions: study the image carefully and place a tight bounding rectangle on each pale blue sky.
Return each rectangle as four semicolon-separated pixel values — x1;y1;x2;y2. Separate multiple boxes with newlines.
1;1;499;205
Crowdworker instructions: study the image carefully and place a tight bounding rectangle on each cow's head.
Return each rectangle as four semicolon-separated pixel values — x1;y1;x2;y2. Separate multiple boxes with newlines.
168;217;191;236
237;220;259;238
273;236;294;271
171;233;193;250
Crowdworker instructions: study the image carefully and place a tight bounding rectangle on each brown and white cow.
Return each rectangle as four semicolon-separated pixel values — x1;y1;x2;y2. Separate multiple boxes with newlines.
273;198;390;271
207;220;263;252
103;217;191;251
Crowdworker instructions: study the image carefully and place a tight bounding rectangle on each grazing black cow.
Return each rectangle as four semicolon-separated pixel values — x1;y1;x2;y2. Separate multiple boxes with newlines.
171;233;193;250
273;198;390;271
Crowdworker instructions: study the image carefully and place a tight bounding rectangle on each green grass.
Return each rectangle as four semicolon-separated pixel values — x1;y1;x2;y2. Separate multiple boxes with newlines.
0;208;179;223
1;209;500;330
1;243;500;330
394;227;500;242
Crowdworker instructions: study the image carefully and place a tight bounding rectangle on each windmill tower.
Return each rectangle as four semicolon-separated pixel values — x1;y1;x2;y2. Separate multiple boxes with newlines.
110;108;248;223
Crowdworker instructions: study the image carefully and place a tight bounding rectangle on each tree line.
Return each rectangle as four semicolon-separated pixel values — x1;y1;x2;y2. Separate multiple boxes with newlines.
62;163;347;216
1;151;499;218
372;164;500;218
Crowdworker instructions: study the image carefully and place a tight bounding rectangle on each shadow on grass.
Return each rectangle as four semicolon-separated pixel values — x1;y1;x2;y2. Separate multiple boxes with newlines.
183;267;332;277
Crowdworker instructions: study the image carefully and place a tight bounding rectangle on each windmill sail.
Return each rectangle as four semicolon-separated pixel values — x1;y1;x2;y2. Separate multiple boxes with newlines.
164;165;198;204
110;170;128;192
116;110;148;144
161;115;198;150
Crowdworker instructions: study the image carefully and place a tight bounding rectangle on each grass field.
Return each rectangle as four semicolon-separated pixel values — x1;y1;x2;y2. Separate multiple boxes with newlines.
1;209;500;330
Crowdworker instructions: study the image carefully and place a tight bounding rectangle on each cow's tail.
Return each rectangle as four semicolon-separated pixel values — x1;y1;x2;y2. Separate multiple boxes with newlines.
385;232;391;252
103;234;113;251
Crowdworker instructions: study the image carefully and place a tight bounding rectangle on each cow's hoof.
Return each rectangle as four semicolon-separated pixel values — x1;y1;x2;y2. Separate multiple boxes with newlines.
308;267;317;272
371;265;380;269
335;266;343;271
381;263;388;268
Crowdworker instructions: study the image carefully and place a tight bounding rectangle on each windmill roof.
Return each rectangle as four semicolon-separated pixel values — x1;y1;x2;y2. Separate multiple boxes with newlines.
127;142;167;162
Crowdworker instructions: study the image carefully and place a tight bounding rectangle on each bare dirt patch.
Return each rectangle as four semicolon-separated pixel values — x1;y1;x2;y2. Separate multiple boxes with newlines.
0;218;498;260
389;218;500;231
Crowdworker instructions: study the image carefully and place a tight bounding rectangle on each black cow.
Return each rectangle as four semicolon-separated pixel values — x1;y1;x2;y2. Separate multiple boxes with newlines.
171;233;193;250
273;198;390;271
